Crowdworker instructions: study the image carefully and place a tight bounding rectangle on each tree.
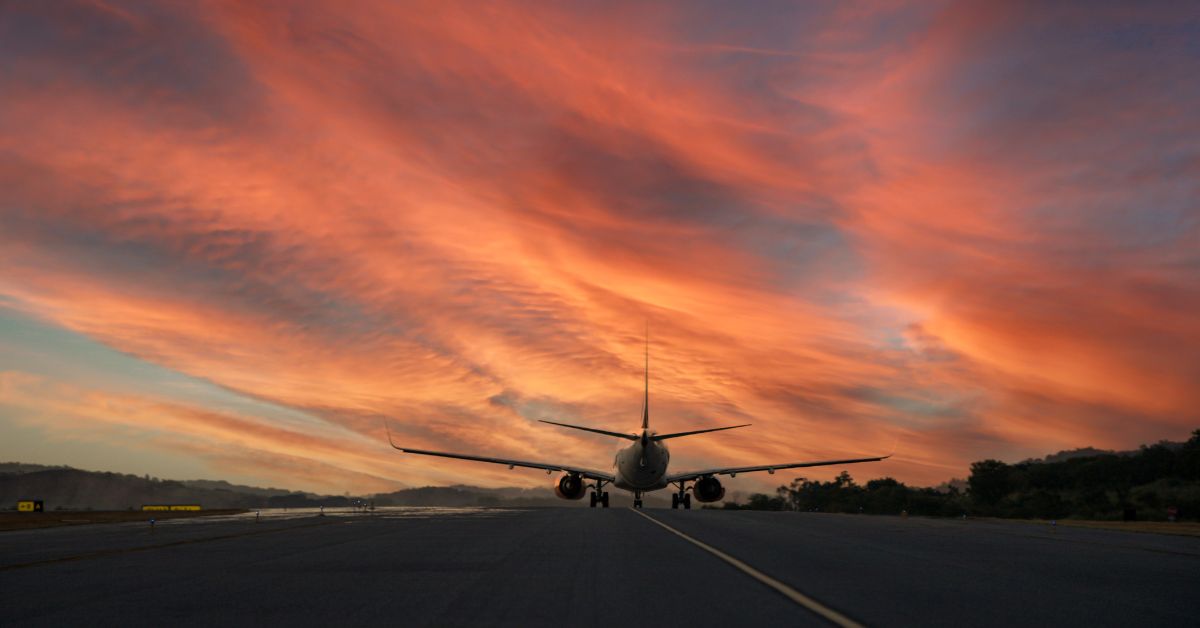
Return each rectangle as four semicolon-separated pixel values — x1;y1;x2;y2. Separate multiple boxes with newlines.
968;460;1012;507
1178;429;1200;480
724;428;1200;520
863;477;909;514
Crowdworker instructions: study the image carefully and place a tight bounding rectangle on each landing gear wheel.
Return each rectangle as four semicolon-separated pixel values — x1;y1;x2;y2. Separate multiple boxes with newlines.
683;493;692;510
634;499;643;509
671;493;680;509
601;492;610;508
590;492;598;508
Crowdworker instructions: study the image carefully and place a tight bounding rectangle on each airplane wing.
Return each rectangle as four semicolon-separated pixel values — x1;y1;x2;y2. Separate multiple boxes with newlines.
387;426;615;482
664;454;890;483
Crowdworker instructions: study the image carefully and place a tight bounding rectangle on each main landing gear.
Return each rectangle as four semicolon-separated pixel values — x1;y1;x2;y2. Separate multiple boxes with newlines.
589;481;610;508
671;482;692;509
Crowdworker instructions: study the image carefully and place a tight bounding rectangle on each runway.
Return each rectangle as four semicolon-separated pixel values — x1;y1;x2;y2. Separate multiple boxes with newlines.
1;507;1197;626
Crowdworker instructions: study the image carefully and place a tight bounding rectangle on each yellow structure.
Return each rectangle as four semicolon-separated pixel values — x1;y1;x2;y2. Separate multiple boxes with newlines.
17;500;43;512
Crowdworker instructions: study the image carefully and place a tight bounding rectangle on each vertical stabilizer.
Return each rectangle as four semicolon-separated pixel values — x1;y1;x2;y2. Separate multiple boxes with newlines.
642;324;649;430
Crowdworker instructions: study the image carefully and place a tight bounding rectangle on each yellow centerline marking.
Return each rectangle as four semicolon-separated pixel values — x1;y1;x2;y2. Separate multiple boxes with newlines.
632;509;864;628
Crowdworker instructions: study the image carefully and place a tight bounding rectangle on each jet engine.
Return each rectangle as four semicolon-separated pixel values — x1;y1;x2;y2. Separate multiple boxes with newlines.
553;474;587;500
693;476;726;503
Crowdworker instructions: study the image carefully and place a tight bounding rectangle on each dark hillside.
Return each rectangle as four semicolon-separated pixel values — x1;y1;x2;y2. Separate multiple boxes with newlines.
0;469;262;510
726;429;1200;521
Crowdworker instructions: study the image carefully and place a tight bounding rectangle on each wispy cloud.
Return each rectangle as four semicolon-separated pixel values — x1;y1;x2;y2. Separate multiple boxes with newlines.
0;1;1195;490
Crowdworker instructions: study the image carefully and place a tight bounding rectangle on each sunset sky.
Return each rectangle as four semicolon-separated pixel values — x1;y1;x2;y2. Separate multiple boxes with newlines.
1;1;1197;495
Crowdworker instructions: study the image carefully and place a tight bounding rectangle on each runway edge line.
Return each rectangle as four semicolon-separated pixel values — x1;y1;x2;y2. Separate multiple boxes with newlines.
631;509;865;628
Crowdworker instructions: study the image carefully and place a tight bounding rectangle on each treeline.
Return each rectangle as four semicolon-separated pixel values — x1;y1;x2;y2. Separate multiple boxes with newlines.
725;429;1200;521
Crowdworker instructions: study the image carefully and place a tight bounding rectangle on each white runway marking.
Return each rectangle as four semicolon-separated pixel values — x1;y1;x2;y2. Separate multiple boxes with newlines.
632;509;864;628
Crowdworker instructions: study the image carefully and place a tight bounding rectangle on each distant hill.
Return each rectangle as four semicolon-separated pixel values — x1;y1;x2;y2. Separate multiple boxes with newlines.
179;479;292;499
1031;447;1118;464
1021;440;1186;465
0;463;667;510
0;462;73;474
0;468;264;510
0;465;373;510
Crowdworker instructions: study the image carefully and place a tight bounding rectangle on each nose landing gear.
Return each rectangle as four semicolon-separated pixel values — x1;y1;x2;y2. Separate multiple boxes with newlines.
633;490;644;509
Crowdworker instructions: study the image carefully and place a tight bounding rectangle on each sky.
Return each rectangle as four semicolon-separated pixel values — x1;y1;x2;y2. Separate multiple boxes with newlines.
1;1;1197;495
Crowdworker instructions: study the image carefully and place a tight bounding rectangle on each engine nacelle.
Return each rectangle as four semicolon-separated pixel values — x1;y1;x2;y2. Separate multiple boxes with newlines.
553;474;587;500
693;476;726;503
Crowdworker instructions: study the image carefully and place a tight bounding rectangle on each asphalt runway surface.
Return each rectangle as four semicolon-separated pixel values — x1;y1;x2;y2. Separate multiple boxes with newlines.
1;507;1197;627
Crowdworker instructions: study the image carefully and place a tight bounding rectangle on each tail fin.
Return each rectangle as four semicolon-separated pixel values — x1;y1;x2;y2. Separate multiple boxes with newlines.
641;324;649;430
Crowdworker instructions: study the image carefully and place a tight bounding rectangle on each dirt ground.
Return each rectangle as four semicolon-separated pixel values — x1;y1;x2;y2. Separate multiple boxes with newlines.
994;516;1200;537
0;509;247;531
1048;519;1200;537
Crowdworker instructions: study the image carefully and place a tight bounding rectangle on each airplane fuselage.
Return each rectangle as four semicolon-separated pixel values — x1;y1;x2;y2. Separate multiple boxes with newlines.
612;430;671;490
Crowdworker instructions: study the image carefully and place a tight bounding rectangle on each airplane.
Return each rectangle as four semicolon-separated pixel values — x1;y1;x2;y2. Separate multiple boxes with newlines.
386;337;890;509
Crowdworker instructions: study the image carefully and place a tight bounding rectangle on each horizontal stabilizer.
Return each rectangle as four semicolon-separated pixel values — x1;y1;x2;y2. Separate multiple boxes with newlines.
538;419;638;440
652;424;751;441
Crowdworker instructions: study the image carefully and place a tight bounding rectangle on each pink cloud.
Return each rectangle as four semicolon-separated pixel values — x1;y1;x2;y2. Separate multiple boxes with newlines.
0;1;1195;490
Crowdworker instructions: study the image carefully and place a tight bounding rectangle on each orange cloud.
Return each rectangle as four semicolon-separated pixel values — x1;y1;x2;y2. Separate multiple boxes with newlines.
1;1;1195;491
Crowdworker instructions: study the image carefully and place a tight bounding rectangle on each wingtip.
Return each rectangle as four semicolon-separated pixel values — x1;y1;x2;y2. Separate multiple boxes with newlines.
382;420;402;450
884;435;900;458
